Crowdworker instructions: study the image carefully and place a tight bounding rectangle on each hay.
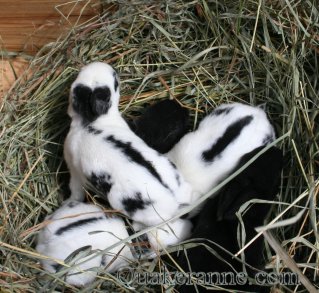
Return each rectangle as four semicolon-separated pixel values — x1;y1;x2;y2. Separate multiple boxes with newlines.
1;0;318;291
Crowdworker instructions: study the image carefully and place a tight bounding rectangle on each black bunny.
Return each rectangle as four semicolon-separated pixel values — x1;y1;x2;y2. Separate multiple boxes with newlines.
164;146;283;293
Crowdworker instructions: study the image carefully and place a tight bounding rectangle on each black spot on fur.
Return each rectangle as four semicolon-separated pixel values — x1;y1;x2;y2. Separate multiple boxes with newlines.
262;133;274;145
212;106;233;116
51;263;63;272
72;84;93;124
105;135;171;190
202;115;254;162
121;192;152;216
89;172;113;194
87;125;102;135
101;257;107;266
169;161;181;185
55;217;104;236
113;71;119;92
169;161;177;169
72;84;112;125
67;201;79;208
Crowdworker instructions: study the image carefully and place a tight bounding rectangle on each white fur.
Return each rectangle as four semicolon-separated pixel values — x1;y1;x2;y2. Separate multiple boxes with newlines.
36;201;192;286
36;201;132;286
167;103;275;206
64;62;193;226
133;218;192;252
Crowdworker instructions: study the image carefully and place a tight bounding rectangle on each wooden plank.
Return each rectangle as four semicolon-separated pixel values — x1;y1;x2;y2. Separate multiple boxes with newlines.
0;0;100;54
0;1;101;99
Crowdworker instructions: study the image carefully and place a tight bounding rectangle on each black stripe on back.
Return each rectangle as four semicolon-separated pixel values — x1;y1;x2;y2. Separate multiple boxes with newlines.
202;115;254;162
105;135;170;190
55;216;104;236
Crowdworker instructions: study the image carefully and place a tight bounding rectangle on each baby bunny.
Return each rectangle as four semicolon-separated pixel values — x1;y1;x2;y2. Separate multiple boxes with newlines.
36;201;192;286
36;201;131;286
164;146;283;293
167;102;276;209
130;99;189;153
64;62;192;226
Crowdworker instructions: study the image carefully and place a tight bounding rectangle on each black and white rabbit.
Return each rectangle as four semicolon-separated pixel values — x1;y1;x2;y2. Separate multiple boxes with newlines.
130;99;189;154
64;62;193;226
167;102;276;213
36;201;192;286
164;146;283;293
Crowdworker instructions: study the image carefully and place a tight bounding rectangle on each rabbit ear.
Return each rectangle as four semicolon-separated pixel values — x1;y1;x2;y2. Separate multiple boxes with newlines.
217;146;283;221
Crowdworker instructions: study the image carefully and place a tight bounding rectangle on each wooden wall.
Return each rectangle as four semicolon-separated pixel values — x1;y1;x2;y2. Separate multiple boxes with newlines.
0;0;100;96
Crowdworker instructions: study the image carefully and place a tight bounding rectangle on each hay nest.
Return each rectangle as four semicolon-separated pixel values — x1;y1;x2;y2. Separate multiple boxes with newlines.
1;1;318;292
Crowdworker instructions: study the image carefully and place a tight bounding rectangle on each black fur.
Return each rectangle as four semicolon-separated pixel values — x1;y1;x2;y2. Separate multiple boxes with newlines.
72;84;93;124
124;218;151;257
55;217;104;236
121;192;153;216
67;201;79;208
101;257;107;266
90;86;112;116
89;172;113;194
164;147;283;293
105;135;170;191
51;263;62;272
87;125;103;135
131;99;189;153
72;84;112;125
262;133;274;145
217;146;282;221
169;161;181;186
202;115;254;162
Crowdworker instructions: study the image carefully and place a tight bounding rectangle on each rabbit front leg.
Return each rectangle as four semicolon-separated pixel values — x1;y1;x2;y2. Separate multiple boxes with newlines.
68;166;85;201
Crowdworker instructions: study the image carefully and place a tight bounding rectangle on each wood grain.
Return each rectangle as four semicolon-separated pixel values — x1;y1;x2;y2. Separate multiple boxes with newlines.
0;0;100;54
0;0;100;98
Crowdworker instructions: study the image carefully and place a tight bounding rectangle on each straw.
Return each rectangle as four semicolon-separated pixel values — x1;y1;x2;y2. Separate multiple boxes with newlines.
1;0;318;291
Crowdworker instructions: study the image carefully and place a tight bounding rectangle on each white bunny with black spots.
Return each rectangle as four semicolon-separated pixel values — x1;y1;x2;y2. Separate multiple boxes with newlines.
167;102;276;213
36;201;131;286
36;201;192;286
64;62;193;226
